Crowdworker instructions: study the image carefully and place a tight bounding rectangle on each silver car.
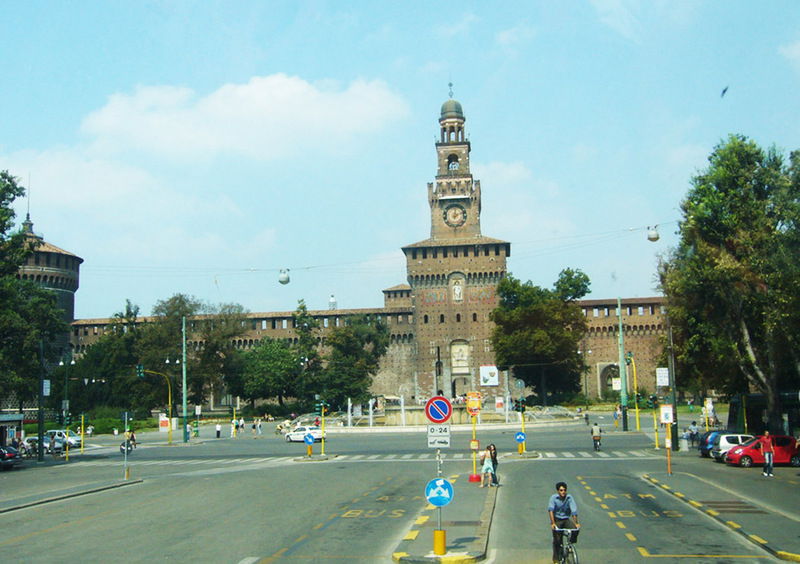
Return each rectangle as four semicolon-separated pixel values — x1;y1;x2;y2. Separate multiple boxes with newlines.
46;429;82;448
711;433;754;462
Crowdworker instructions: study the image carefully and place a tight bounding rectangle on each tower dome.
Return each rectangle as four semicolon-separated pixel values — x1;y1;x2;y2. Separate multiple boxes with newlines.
440;98;464;120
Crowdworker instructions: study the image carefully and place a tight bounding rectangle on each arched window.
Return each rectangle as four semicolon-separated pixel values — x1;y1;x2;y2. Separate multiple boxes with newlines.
439;314;445;324
423;315;429;324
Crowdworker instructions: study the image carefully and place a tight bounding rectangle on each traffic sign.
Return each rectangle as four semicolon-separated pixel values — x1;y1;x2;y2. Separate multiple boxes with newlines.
425;396;453;424
303;433;315;445
515;432;526;443
427;424;451;448
425;478;454;507
466;391;481;416
660;404;674;424
470;439;480;451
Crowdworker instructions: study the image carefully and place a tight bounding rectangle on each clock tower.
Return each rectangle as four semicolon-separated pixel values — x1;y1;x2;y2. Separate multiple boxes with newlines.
402;95;510;399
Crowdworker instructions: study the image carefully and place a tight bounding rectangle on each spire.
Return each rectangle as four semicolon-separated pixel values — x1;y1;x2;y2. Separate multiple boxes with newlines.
22;213;35;235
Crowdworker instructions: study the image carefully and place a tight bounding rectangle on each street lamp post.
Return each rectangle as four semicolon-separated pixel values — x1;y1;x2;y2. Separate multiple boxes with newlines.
616;297;629;431
626;351;640;431
181;316;188;443
58;354;75;426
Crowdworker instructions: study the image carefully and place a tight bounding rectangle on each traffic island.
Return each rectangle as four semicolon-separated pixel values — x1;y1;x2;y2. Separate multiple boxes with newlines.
292;454;333;462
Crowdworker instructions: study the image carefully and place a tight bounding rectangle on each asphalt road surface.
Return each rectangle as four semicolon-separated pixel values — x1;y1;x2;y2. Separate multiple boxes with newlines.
0;422;793;563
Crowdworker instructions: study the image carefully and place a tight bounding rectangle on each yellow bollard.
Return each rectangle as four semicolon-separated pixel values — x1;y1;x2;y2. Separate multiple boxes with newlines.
518;443;524;455
125;466;130;480
433;529;446;555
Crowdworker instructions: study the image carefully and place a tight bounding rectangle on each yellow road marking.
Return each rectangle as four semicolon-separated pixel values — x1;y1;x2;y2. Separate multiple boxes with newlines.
294;534;308;543
688;500;702;507
674;492;685;498
776;551;800;561
660;484;671;490
426;503;435;510
415;516;430;525
600;504;609;509
748;534;767;544
607;511;617;518
393;552;409;560
312;522;324;530
625;533;637;541
589;491;597;495
594;497;602;502
259;547;288;563
637;547;761;558
706;509;719;516
726;521;741;529
616;521;626;529
403;530;420;540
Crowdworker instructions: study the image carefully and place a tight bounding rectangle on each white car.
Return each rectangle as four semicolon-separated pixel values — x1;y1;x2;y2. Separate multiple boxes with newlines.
46;429;82;448
285;425;324;443
711;433;754;462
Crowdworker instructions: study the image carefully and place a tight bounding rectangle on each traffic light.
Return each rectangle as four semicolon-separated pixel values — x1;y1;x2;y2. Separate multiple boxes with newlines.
648;394;658;409
513;398;526;412
65;413;72;426
314;400;328;416
136;364;145;378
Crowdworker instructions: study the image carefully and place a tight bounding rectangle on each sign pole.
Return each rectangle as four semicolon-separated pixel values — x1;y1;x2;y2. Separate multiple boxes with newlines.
424;397;452;557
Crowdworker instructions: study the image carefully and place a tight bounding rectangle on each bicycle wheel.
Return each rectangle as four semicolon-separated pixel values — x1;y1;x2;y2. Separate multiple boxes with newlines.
566;543;579;564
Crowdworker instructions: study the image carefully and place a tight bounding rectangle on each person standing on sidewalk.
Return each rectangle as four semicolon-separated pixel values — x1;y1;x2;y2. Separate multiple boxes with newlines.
761;430;775;477
215;423;221;438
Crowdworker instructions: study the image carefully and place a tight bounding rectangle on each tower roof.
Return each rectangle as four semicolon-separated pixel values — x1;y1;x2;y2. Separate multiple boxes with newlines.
22;214;83;260
440;98;464;120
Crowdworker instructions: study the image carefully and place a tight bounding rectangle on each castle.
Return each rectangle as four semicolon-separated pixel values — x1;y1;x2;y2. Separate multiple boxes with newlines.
23;98;668;409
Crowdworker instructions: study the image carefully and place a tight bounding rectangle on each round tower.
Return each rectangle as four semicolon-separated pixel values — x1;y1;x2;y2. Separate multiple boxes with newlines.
16;214;83;351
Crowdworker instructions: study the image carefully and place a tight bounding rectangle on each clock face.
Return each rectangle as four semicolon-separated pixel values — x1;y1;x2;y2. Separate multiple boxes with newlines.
444;204;467;227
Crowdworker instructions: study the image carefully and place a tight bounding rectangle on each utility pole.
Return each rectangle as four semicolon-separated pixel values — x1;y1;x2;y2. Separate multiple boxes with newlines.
617;297;629;431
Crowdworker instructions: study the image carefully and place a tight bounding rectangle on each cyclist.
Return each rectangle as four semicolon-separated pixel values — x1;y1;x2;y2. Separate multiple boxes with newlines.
548;481;580;563
591;422;602;451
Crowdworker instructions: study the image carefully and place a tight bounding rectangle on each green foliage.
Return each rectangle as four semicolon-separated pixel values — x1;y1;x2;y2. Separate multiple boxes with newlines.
241;337;298;405
490;271;589;401
661;135;800;431
291;300;323;402
0;171;68;402
320;314;389;409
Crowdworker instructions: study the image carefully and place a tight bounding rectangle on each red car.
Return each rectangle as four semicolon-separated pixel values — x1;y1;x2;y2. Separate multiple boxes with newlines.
725;434;800;468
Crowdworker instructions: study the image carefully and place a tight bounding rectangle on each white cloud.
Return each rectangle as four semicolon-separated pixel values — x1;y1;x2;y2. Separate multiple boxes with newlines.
495;23;535;50
81;74;409;161
436;13;478;38
779;40;800;69
590;0;642;42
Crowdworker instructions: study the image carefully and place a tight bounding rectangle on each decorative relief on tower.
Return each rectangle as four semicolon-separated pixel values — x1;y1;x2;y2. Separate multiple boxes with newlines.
450;341;470;375
451;279;463;302
421;289;447;304
467;286;496;304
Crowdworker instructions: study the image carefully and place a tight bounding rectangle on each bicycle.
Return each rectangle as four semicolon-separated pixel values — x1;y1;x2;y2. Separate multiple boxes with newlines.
553;528;580;564
592;436;601;451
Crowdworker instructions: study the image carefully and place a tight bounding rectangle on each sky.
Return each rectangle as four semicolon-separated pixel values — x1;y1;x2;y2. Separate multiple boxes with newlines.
3;1;800;320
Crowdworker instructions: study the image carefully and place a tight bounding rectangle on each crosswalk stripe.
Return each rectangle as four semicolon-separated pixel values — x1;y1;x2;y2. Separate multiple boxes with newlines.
419;454;431;459
349;455;364;460
597;452;611;458
578;452;593;457
563;452;575;458
401;454;413;459
453;453;464;459
630;450;647;457
366;454;381;460
612;451;627;457
544;452;557;458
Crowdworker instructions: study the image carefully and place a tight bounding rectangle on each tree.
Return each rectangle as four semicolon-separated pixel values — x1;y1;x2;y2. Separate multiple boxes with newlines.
321;314;389;408
241;338;297;406
660;135;800;432
490;270;589;404
291;300;322;404
0;171;67;404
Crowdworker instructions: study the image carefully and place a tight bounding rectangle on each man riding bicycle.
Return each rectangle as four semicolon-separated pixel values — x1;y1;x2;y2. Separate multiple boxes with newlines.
548;481;580;563
591;422;602;451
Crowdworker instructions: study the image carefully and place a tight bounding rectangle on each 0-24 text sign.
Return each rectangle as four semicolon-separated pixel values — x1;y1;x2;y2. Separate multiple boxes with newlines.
427;424;451;448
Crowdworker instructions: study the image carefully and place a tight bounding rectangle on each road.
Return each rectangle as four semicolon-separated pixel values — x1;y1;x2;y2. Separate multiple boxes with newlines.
0;421;795;562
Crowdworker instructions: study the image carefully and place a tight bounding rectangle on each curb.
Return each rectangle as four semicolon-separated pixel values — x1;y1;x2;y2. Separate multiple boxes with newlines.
641;473;800;562
0;479;144;514
392;480;497;563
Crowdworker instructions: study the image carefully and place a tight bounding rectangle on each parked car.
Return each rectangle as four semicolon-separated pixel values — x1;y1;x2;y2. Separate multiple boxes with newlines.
711;433;754;462
698;431;722;457
285;425;325;443
0;446;23;469
725;435;800;468
46;429;82;448
22;436;64;455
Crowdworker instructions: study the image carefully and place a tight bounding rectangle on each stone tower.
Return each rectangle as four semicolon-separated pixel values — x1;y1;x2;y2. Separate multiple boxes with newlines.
402;97;510;399
17;214;83;353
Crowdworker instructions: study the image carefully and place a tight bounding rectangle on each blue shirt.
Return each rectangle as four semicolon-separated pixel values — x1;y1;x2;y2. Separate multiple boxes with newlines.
548;493;578;519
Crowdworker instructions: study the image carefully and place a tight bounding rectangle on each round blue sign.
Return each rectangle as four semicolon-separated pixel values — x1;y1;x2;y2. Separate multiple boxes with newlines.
303;433;315;445
515;432;526;443
425;478;454;507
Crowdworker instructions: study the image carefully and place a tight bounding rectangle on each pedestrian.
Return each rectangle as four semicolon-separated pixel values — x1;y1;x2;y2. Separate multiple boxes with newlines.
479;445;497;487
761;430;775;477
257;419;263;435
215;422;221;438
231;418;236;438
252;420;257;436
87;425;94;438
613;407;620;430
129;429;137;448
239;417;245;435
488;444;499;486
688;421;699;446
